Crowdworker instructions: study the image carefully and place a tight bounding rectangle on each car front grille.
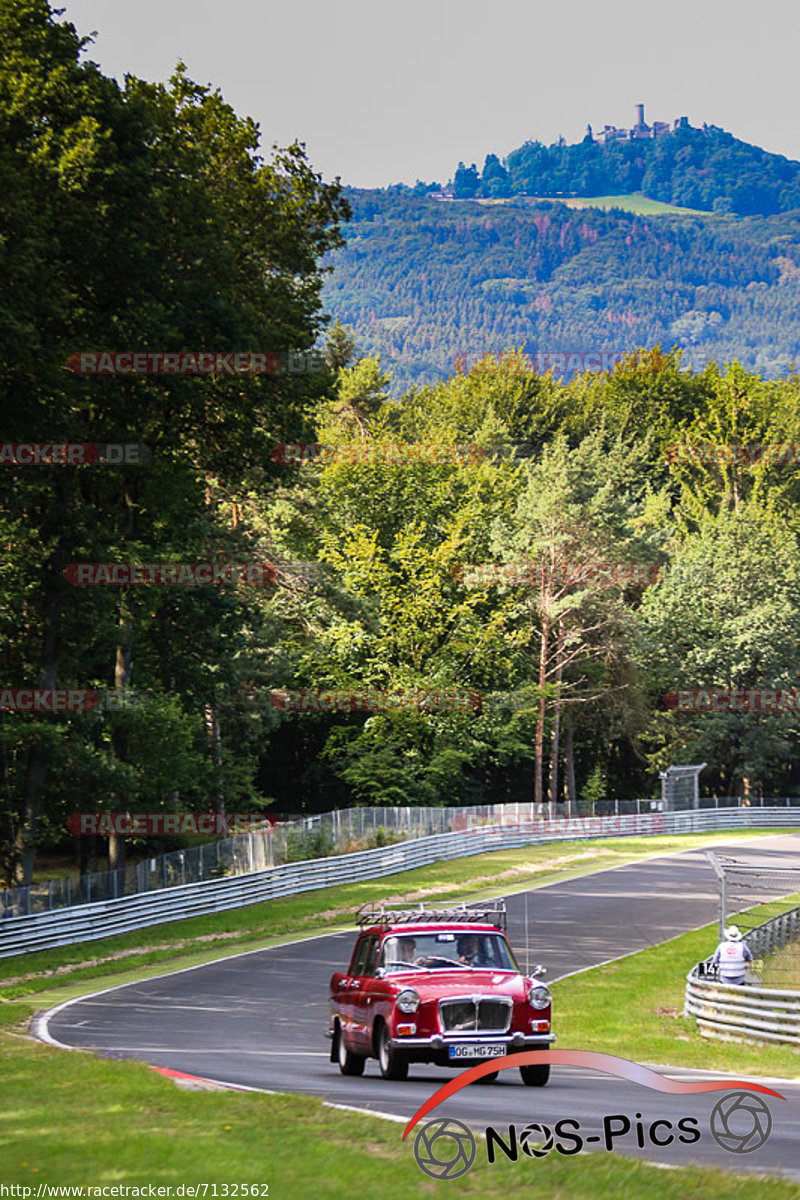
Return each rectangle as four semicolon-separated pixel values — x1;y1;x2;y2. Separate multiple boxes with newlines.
438;996;512;1034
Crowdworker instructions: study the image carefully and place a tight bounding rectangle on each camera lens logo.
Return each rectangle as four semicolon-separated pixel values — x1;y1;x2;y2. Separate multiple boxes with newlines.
413;1117;476;1179
710;1091;772;1154
519;1122;555;1158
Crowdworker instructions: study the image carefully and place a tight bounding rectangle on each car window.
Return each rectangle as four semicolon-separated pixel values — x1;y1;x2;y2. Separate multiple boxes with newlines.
350;934;378;976
349;936;369;976
362;937;379;976
379;931;517;973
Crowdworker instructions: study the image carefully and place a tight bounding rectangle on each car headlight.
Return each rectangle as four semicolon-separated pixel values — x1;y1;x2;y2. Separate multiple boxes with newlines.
396;988;421;1013
528;984;551;1010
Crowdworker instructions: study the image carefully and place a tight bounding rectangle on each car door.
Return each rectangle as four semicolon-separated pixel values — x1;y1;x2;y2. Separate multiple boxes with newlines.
349;934;379;1051
336;935;370;1045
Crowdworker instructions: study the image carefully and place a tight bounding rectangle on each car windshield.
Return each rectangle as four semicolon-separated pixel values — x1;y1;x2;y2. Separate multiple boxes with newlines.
379;931;517;974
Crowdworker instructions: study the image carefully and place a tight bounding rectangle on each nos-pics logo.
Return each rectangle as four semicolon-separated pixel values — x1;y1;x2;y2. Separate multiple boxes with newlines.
413;1094;773;1180
405;1052;782;1181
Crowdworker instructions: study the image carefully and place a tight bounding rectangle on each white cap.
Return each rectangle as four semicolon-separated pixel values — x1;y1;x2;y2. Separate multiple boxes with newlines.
724;925;743;941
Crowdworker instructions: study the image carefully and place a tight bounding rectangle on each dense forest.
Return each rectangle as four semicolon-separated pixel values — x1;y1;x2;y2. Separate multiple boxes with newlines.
2;4;800;887
322;190;800;393
450;123;800;215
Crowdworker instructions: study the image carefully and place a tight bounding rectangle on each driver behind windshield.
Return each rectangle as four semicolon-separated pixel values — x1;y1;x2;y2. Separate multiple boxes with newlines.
382;936;421;967
457;933;491;966
396;937;417;963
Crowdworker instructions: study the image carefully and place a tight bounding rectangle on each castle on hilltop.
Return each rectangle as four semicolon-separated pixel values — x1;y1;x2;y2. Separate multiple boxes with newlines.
589;104;690;145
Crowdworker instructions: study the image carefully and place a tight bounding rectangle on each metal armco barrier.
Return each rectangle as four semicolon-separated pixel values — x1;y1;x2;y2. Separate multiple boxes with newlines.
2;806;798;960
684;906;800;1046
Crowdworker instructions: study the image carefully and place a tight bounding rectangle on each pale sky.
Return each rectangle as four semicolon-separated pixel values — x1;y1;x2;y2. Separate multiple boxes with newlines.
62;0;800;189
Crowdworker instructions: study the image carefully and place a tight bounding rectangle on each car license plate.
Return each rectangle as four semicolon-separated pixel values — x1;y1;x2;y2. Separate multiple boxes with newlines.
448;1044;504;1059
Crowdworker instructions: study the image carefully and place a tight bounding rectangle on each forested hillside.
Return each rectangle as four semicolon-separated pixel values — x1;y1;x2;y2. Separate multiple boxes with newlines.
452;123;800;215
323;190;800;393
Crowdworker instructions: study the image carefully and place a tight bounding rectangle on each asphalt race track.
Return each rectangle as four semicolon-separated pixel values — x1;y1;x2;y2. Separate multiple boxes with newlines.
39;836;800;1179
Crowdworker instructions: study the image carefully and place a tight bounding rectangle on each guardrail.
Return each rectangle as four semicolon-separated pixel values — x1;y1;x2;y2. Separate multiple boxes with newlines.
2;805;799;960
684;906;800;1046
6;794;798;921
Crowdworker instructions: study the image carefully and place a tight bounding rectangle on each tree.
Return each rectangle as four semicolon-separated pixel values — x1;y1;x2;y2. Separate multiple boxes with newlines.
454;162;479;199
325;319;357;370
490;431;660;807
0;0;349;883
635;504;800;795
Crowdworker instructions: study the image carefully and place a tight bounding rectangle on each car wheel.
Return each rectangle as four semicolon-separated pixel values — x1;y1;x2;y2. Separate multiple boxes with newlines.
474;1070;499;1084
336;1026;365;1076
377;1023;409;1081
520;1063;550;1087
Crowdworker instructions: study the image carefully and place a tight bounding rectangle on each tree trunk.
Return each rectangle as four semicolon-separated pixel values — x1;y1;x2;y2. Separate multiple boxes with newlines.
547;616;566;808
107;626;133;873
564;710;577;812
534;594;550;810
13;573;61;885
204;702;224;814
107;487;137;876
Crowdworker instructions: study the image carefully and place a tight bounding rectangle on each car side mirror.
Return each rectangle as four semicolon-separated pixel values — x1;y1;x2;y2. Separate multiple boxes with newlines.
375;967;386;979
531;963;547;977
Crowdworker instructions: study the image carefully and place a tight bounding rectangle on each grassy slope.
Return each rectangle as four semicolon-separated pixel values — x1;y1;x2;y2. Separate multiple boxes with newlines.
475;193;707;215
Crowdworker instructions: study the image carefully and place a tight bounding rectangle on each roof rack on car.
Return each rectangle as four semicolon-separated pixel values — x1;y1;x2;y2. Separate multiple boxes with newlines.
356;899;507;931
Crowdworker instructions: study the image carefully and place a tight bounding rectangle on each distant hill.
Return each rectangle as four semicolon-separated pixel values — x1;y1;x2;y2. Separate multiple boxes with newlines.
448;118;800;216
322;189;800;393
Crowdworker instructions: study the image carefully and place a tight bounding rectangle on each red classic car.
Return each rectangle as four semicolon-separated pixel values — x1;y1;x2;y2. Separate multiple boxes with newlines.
328;900;554;1084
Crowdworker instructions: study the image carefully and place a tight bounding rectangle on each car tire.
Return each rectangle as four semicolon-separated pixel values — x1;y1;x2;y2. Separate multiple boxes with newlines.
474;1071;499;1084
336;1026;365;1076
376;1023;409;1081
520;1063;550;1087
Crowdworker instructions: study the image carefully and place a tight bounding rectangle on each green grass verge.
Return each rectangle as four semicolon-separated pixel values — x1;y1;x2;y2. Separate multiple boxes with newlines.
2;828;794;1003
